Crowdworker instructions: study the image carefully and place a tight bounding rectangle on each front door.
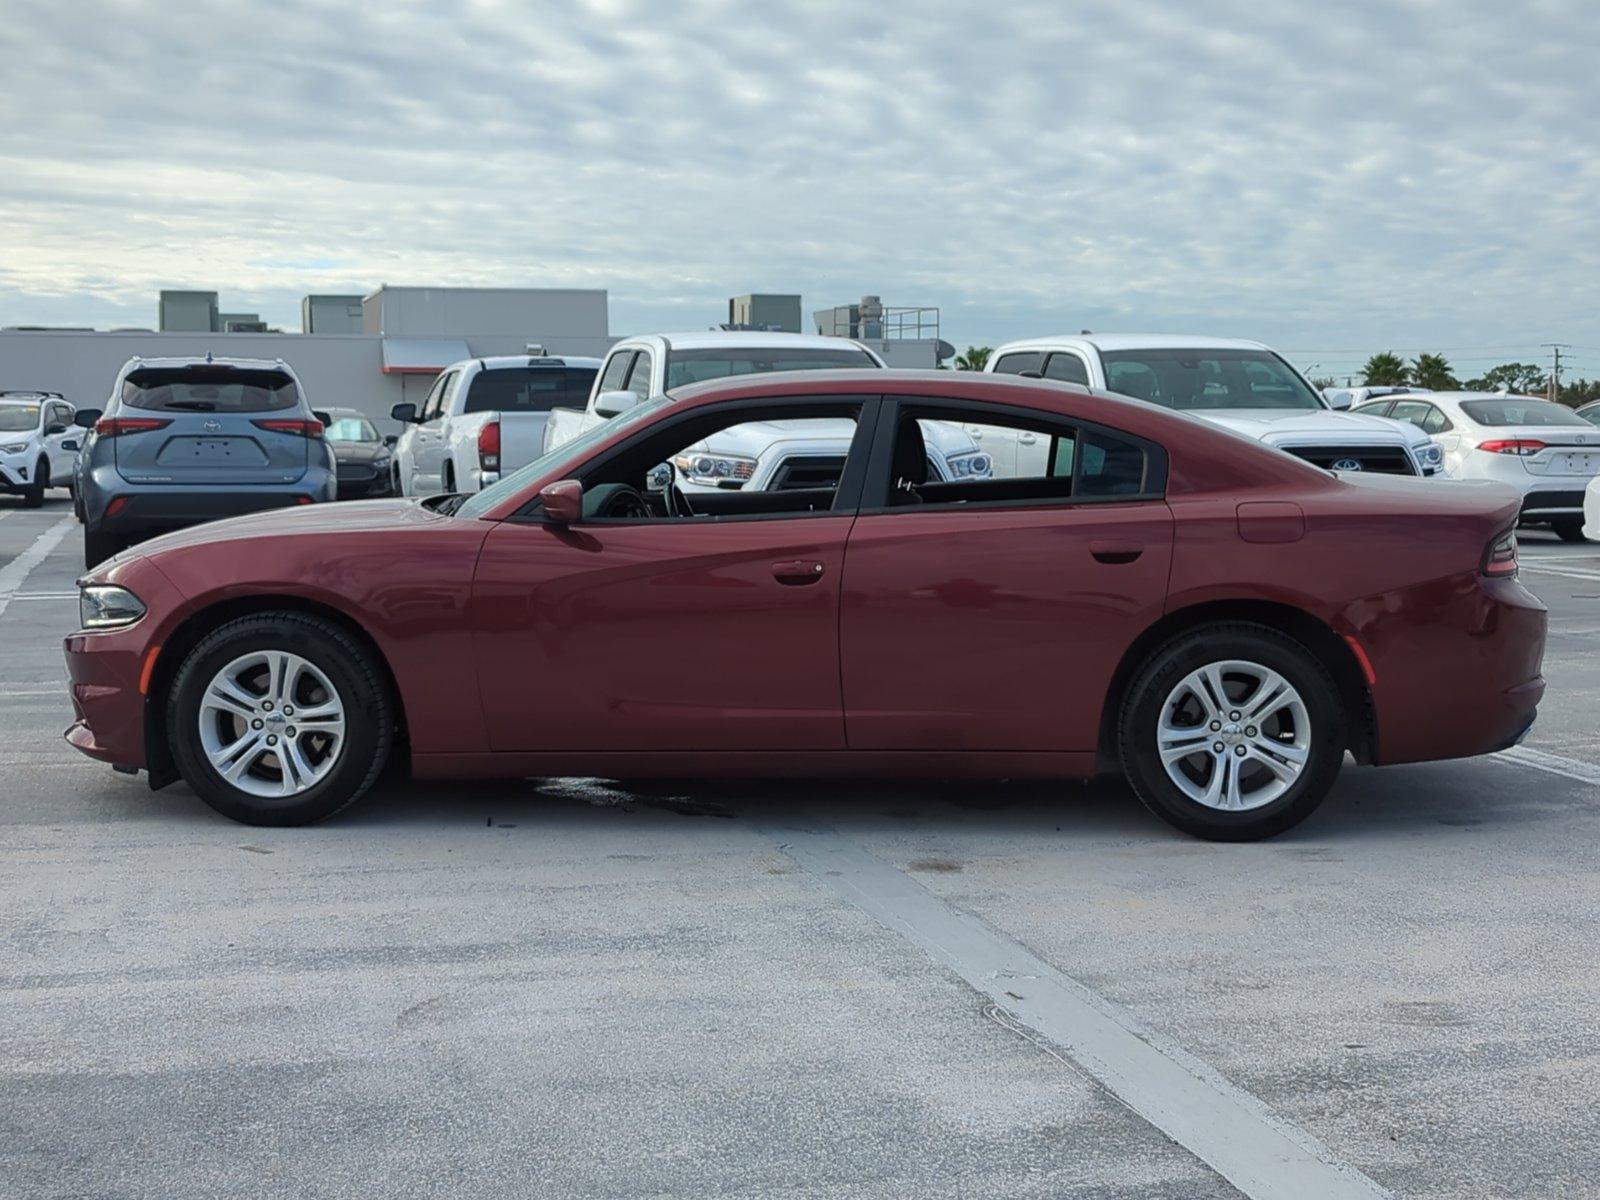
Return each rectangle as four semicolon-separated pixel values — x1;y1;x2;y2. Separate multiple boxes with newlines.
840;399;1174;752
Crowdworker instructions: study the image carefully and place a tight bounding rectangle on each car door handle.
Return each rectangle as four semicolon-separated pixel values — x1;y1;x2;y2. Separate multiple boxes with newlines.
1090;540;1143;564
772;560;826;585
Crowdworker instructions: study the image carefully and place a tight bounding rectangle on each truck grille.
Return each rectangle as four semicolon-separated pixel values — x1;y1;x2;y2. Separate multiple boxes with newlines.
1282;446;1417;476
769;455;846;492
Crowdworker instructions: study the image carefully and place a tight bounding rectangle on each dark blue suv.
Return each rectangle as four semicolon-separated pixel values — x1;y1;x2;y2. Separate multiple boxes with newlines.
74;356;337;567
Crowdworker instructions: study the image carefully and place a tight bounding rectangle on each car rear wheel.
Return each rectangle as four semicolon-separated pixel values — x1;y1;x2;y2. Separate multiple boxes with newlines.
1118;623;1347;841
168;613;393;826
21;459;47;507
1551;517;1589;544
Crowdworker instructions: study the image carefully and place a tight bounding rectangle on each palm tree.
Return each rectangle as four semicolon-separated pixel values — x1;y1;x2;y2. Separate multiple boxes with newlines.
955;346;992;372
1361;352;1408;386
1409;353;1458;390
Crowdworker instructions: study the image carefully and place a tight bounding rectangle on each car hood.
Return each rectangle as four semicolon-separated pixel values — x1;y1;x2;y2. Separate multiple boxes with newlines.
1194;408;1428;445
329;442;389;464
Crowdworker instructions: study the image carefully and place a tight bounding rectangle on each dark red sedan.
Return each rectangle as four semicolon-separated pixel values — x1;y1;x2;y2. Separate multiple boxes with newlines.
63;371;1547;839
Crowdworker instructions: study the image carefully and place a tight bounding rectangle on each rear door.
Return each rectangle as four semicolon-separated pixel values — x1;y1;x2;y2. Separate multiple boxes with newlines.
111;366;310;485
839;397;1174;752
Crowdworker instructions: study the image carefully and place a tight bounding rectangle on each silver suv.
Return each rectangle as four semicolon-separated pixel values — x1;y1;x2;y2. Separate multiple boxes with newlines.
74;356;336;567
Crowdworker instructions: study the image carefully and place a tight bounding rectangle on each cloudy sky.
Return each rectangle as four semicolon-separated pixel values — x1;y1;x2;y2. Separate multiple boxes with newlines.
3;0;1599;380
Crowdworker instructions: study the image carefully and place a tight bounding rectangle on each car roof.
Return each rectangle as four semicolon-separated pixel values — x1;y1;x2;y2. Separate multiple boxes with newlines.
617;331;876;353
473;355;604;370
994;333;1275;354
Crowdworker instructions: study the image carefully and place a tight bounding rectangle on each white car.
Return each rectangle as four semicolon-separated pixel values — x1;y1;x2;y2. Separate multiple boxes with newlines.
542;330;990;493
392;355;601;496
985;334;1445;478
0;391;79;508
1353;392;1600;542
1585;474;1600;541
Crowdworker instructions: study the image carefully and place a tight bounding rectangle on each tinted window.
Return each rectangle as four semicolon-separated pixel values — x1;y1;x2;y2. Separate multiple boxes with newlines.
325;416;379;442
1043;354;1090;385
0;405;40;432
597;352;634;393
121;367;299;413
663;346;878;389
624;352;654;395
991;351;1043;376
463;368;597;414
1099;349;1322;411
1459;398;1591;427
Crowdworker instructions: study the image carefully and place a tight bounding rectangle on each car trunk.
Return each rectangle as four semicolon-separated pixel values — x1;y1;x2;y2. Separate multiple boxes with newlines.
113;366;310;485
1512;428;1600;477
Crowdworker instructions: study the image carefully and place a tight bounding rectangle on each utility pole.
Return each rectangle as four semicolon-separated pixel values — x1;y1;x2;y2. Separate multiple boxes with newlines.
1543;342;1569;402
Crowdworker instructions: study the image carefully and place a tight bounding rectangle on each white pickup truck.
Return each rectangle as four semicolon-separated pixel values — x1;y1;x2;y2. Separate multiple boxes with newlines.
541;330;990;492
391;355;600;496
984;334;1446;477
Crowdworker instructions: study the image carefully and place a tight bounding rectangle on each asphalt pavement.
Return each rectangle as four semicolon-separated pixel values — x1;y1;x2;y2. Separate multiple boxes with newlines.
2;490;1596;1199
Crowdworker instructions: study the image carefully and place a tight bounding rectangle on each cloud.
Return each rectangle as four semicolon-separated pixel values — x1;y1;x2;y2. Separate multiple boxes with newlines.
1;0;1598;377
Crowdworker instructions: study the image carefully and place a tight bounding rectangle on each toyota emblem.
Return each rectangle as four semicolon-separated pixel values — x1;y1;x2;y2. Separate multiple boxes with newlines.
203;419;222;432
1331;457;1363;471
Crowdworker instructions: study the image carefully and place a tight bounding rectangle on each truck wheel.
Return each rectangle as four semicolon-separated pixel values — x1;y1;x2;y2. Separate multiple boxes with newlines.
1118;623;1347;841
168;613;393;826
21;459;47;508
1552;518;1589;544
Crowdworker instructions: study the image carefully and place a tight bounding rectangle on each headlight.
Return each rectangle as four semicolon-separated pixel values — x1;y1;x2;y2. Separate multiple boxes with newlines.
1;443;25;454
1418;443;1445;469
79;584;146;630
372;453;391;468
673;452;756;485
944;450;993;479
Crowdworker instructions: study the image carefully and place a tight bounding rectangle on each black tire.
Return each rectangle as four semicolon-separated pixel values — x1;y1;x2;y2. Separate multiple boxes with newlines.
72;485;84;523
21;459;47;507
83;526;122;568
1552;518;1589;544
1118;623;1347;841
168;613;393;826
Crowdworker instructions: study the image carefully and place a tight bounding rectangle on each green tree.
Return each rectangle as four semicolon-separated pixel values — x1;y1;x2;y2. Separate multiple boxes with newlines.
1361;352;1408;386
955;345;992;372
1409;353;1458;390
1463;362;1548;394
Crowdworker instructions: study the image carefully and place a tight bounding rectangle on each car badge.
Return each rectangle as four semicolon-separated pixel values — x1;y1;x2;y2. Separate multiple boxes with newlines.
1331;457;1363;471
203;419;222;432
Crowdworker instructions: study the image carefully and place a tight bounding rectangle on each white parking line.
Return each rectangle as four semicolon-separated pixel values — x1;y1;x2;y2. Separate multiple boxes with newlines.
1520;562;1600;583
0;514;77;621
761;816;1392;1200
1496;745;1600;787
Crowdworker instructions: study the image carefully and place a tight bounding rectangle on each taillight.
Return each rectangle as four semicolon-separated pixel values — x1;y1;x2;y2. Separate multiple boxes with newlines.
1483;528;1519;578
94;416;172;437
1478;438;1545;456
252;418;324;438
478;421;500;471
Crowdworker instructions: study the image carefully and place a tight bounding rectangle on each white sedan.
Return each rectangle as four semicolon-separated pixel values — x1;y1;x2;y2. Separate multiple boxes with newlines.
0;392;79;508
1353;391;1600;542
1585;474;1599;541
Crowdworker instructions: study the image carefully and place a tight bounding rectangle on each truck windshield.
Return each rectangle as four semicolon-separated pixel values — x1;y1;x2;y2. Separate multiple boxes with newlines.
664;347;878;389
457;394;675;518
1098;350;1323;411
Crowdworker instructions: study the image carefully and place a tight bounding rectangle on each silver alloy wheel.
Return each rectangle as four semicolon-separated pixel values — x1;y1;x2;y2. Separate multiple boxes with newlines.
1156;659;1310;812
197;650;347;798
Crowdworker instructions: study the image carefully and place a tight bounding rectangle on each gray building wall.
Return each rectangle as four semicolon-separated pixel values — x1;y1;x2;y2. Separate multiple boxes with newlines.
729;294;801;332
158;291;219;332
302;295;364;334
362;286;611;355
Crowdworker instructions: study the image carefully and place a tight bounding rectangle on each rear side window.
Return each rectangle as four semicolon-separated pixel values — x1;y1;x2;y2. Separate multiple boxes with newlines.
1043;353;1090;385
121;367;299;413
1459;398;1591;427
463;368;598;414
991;351;1043;375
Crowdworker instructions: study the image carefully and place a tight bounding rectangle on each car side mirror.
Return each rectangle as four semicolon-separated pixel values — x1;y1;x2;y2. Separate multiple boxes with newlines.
74;409;102;429
390;402;418;423
61;439;80;452
539;479;583;524
384;434;398;447
1322;388;1352;411
593;389;640;419
46;422;68;435
313;410;333;427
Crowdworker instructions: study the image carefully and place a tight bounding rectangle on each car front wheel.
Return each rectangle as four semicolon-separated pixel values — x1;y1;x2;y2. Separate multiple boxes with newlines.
22;458;47;507
168;613;393;826
1118;623;1347;841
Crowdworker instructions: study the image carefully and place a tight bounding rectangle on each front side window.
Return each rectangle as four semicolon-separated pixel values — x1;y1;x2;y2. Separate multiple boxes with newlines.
991;351;1043;376
1460;398;1592;427
419;371;453;422
0;405;40;432
663;346;878;389
462;368;597;414
120;367;299;413
624;352;654;395
596;351;635;394
1043;353;1090;385
1099;349;1322;411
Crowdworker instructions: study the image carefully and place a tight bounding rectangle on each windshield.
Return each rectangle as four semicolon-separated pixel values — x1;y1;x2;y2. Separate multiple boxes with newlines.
1099;349;1323;411
122;367;299;413
457;394;675;518
0;405;41;432
325;416;379;442
664;346;878;389
1460;398;1592;427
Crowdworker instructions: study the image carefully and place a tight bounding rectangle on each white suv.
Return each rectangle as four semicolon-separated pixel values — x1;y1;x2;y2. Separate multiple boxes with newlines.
0;391;79;508
985;334;1445;477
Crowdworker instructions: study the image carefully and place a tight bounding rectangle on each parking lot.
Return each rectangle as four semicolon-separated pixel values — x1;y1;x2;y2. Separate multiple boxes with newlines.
2;490;1597;1198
